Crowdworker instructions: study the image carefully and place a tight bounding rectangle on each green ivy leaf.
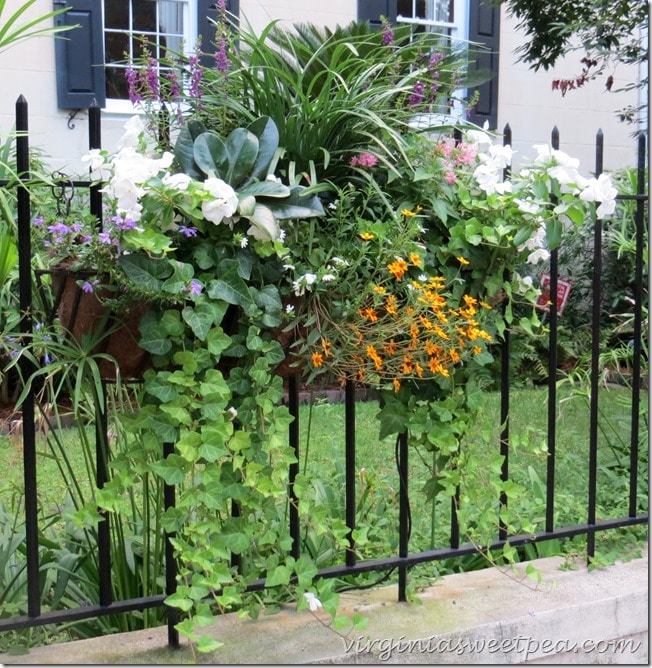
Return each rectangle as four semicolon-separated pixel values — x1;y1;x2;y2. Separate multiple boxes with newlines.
149;454;189;485
207;260;256;310
265;564;292;587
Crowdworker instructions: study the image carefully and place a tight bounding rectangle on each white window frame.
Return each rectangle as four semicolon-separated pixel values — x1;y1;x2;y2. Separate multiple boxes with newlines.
102;0;197;115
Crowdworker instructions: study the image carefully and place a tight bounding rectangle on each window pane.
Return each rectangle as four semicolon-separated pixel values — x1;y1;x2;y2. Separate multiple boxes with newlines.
106;66;129;99
105;31;129;64
105;0;129;29
158;0;184;34
133;0;157;31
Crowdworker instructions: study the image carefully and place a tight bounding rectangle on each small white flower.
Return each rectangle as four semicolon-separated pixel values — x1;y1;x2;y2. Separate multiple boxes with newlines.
321;273;336;282
240;236;249;248
285;304;295;314
330;256;349;267
283;263;296;272
303;592;323;612
224;407;238;421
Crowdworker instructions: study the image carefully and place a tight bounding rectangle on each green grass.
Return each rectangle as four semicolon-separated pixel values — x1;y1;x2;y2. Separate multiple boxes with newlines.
0;384;647;555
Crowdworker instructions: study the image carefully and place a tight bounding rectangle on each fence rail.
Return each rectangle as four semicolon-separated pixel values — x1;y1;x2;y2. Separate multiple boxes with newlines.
0;95;648;645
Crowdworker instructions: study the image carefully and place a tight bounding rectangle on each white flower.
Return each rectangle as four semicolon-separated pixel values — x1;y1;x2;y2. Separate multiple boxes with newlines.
321;273;336;282
514;198;540;214
201;178;238;225
487;144;512;170
303;592;323;612
162;172;193;190
292;273;318;296
579;173;618;218
240;236;249;248
81;149;111;181
514;272;534;293
527;247;550;264
285;303;295;314
330;256;349;267
465;128;493;150
117;115;146;149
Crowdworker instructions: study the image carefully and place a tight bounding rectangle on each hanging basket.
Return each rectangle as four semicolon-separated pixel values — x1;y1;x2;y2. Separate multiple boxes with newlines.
44;267;152;382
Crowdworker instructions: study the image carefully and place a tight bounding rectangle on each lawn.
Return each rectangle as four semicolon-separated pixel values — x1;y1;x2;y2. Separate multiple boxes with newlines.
1;384;646;557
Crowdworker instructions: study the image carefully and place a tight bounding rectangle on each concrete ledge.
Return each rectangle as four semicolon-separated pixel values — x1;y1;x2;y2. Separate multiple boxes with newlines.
1;551;647;665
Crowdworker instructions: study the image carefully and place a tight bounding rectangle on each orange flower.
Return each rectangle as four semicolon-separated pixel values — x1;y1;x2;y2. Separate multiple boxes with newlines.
311;352;324;368
359;232;375;240
321;338;332;356
385;295;399;316
360;307;379;322
401;208;416;217
384;339;399;355
409;252;422;267
457;256;470;265
393;378;401;392
388;259;409;281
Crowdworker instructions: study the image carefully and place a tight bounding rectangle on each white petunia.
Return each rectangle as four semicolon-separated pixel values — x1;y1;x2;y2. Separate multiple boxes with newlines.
579;173;618;218
162;172;193;190
201;178;238;225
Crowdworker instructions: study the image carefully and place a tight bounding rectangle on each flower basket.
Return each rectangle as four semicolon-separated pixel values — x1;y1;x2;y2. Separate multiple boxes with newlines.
46;267;152;381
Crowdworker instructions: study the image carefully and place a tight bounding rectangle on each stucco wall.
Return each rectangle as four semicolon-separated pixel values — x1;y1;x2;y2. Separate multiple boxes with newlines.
0;0;644;175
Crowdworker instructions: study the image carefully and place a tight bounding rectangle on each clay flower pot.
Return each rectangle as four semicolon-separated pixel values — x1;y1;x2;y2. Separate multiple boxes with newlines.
48;267;152;381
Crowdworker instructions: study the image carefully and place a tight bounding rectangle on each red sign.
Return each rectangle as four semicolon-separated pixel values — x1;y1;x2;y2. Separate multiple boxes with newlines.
535;273;572;314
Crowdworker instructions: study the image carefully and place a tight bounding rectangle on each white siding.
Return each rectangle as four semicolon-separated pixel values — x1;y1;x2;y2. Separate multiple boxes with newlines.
497;6;641;172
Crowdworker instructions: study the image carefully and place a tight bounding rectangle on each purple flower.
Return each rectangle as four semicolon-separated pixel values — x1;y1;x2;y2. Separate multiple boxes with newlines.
215;38;229;73
179;225;198;238
165;69;181;102
82;279;100;294
125;67;141;103
113;215;137;231
408;81;425;106
381;16;394;46
188;55;204;102
33;216;44;227
48;222;71;236
188;279;202;296
98;231;115;245
145;58;160;100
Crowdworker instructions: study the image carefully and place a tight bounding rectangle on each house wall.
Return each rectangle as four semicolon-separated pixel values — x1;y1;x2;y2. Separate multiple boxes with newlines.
0;0;643;176
497;6;641;172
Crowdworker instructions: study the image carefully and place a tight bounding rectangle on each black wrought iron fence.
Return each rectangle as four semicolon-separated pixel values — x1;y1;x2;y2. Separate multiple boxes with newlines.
0;95;647;646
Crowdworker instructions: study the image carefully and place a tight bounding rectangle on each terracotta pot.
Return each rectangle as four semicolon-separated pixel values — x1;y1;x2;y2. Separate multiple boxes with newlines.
49;268;152;381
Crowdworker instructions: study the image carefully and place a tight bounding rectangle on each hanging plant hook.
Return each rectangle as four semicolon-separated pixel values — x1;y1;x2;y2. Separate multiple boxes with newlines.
51;171;75;218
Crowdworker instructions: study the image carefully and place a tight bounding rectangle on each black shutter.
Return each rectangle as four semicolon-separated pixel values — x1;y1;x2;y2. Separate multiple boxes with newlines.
467;0;500;129
358;0;397;28
54;0;105;109
197;0;239;66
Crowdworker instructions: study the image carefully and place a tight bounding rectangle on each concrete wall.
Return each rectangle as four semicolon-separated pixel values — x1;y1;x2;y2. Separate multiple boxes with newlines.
1;550;647;664
0;0;644;175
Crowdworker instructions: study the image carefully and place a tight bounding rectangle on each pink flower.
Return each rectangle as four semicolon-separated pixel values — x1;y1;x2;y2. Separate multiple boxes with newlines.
349;152;378;168
445;170;457;185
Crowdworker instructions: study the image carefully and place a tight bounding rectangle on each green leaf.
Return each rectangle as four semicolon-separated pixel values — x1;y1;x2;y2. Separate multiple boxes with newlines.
193;132;229;178
149;454;189;485
246;116;280;181
245;203;280;242
174;119;206;179
138;319;172;355
265;564;292;587
207;260;256;309
206;327;232;357
222;532;250;555
119;253;171;292
545;217;562;250
224;127;259;186
238;180;291;198
196;636;224;654
183;303;218;341
165;591;194;612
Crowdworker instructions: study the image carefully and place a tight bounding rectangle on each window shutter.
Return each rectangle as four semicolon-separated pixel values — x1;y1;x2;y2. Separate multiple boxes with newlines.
54;0;106;109
357;0;397;28
197;0;239;66
467;0;500;129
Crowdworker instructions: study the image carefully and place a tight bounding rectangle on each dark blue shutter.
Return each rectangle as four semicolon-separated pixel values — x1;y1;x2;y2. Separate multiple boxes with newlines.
467;0;500;129
358;0;397;27
54;0;105;109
